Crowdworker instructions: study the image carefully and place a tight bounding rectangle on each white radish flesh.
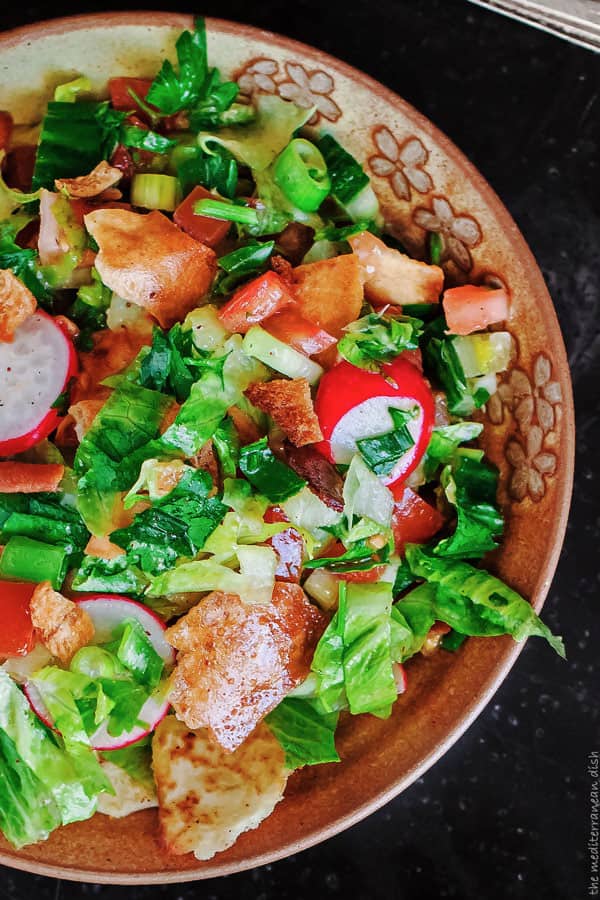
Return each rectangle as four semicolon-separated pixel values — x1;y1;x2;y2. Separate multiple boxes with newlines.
0;312;75;452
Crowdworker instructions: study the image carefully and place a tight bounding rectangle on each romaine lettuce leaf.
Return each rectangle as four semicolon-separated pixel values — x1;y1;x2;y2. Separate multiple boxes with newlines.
176;144;238;199
0;492;89;565
148;545;277;604
338;312;423;372
405;546;565;656
74;381;172;534
316;134;369;205
423;421;483;480
342;454;394;529
265;697;340;769
0;726;61;848
434;454;503;559
0;671;109;826
311;581;397;718
110;468;227;574
71;554;150;597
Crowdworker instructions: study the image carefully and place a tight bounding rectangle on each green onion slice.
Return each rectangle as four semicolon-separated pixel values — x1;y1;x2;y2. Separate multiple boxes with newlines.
273;138;331;213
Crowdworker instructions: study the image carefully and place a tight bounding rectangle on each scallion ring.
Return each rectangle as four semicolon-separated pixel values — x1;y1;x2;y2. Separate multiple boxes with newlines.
274;138;331;212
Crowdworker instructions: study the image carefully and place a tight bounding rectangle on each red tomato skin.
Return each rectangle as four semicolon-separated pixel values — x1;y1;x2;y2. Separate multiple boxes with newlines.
264;507;304;583
108;77;153;112
0;581;36;657
262;306;336;357
390;484;445;555
442;285;509;336
218;271;295;334
4;145;37;192
174;185;231;248
314;357;435;487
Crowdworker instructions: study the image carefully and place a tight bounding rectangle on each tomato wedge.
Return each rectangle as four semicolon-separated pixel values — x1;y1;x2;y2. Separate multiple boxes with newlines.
174;185;231;248
218;270;295;334
390;483;445;555
442;285;509;336
315;356;435;487
0;580;36;657
108;77;153;112
263;306;336;357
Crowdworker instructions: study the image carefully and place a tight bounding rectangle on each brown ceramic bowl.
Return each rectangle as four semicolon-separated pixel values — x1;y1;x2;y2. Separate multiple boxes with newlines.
0;12;574;884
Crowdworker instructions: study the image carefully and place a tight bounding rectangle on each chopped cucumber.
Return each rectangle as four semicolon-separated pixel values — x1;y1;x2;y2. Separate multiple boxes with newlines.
242;326;324;384
453;332;513;379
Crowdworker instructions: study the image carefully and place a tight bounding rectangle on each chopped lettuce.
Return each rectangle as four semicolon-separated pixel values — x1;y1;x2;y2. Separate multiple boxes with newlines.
70;268;112;350
0;727;61;848
149;544;277;604
434;453;503;559
239;437;306;503
342;454;394;529
405;546;565;656
198;94;313;172
338;312;423;372
423;421;483;480
176;143;238;199
266;698;340;769
110;468;227;575
311;581;397;718
116;619;164;690
0;671;109;827
214;240;275;294
74;381;172;535
0;218;54;304
71;554;150;597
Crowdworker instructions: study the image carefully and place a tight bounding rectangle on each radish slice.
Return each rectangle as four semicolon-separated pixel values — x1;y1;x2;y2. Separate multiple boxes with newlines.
315;358;435;487
26;594;175;751
0;311;78;455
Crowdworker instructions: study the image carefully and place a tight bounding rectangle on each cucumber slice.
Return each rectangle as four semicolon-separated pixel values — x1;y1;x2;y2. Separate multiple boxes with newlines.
242;326;323;384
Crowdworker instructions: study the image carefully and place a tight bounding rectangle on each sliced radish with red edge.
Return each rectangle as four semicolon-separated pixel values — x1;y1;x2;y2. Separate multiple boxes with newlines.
26;594;174;751
0;311;78;455
315;357;434;487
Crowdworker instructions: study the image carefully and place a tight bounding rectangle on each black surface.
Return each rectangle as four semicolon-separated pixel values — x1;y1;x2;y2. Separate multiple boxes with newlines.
0;2;598;898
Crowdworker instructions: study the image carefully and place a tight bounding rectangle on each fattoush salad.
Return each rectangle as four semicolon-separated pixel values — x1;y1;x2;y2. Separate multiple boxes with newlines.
0;19;563;860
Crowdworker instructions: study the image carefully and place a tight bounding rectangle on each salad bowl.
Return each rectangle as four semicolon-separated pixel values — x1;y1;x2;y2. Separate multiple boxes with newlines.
0;12;574;884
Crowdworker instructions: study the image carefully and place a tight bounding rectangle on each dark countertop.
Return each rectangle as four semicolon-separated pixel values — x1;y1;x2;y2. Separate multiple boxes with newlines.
0;2;598;898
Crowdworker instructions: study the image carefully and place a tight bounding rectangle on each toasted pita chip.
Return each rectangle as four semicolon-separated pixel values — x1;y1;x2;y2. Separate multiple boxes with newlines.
245;378;322;447
348;231;443;305
55;161;123;199
152;716;289;859
30;581;94;664
165;586;325;751
0;269;36;341
97;760;157;819
293;255;363;338
68;398;105;441
84;209;217;328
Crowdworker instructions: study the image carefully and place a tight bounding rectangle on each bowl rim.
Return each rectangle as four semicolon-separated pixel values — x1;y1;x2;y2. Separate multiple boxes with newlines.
0;10;575;884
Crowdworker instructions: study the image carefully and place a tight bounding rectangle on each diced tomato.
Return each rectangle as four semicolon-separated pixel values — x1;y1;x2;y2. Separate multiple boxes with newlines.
315;357;435;487
174;185;231;248
442;285;509;336
108;77;153;112
218;270;295;334
264;506;304;583
322;539;386;583
400;347;424;373
0;580;36;657
263;306;337;357
4;145;36;192
390;483;445;555
0;111;13;154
